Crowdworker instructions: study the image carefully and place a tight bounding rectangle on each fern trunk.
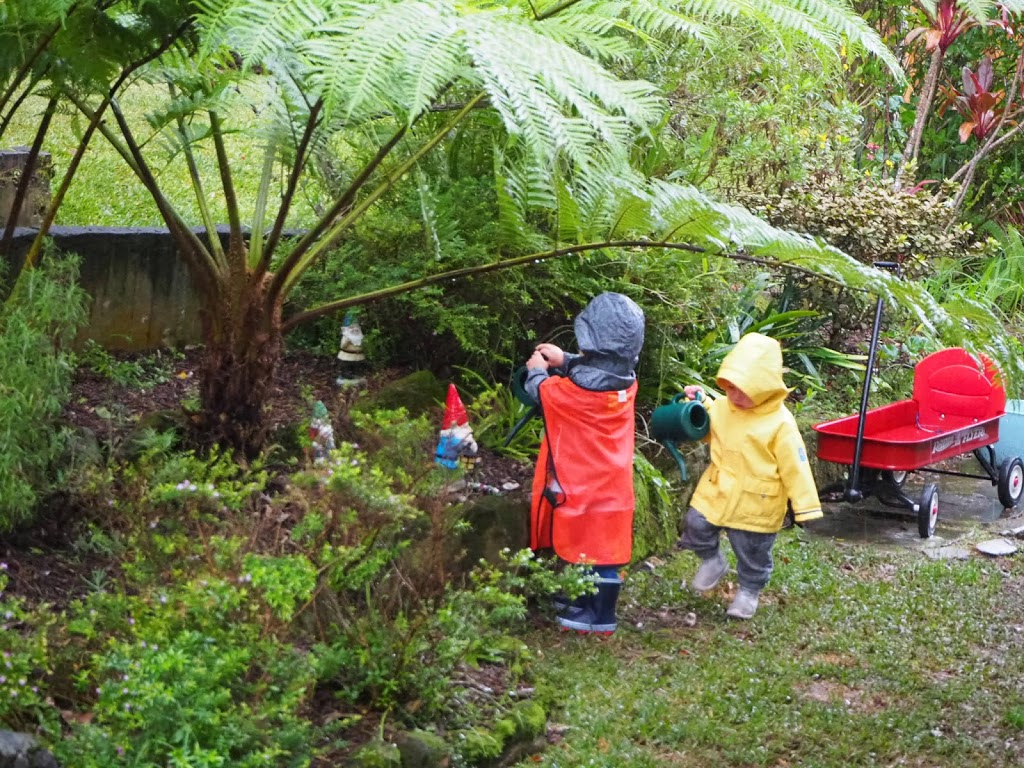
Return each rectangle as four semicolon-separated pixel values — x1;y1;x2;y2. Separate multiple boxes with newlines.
196;271;283;458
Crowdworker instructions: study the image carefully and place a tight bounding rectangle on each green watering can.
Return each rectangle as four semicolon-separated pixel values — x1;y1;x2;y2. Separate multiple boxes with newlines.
650;392;709;481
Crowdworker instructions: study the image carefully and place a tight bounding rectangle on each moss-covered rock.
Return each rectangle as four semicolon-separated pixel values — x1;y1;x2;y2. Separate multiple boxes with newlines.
352;370;447;418
632;453;686;562
505;700;547;741
453;493;530;573
394;729;450;768
350;740;402;768
450;701;548;768
452;727;504;764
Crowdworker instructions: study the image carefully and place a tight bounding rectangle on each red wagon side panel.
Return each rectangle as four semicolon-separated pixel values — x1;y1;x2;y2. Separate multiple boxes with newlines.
812;348;1006;471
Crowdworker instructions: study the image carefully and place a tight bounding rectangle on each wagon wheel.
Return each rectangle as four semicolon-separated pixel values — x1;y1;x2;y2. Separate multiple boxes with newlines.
881;470;908;488
917;483;939;539
998;457;1024;509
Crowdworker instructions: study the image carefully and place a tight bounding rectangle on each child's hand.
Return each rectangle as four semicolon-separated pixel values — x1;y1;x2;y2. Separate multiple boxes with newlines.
683;384;704;401
527;351;550;370
534;343;565;368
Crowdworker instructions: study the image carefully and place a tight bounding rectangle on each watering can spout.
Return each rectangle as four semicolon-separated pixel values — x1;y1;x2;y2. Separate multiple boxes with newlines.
662;441;690;481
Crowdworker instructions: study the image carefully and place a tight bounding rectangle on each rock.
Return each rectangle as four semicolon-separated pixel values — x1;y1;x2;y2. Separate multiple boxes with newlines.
351;370;446;418
0;731;59;768
453;494;530;573
976;538;1019;556
923;546;972;561
395;729;450;768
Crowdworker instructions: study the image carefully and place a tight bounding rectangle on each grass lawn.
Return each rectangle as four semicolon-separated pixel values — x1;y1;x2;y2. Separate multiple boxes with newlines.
517;530;1024;767
4;87;325;229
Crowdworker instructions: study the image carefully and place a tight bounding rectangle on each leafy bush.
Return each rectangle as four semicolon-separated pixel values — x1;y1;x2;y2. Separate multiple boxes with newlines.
0;255;87;529
733;174;991;276
78;341;182;389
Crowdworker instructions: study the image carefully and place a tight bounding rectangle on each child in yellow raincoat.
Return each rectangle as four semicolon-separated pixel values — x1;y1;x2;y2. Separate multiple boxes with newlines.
679;332;822;619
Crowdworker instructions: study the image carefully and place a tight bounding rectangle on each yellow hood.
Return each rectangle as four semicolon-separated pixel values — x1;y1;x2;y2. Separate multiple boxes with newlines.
716;333;788;410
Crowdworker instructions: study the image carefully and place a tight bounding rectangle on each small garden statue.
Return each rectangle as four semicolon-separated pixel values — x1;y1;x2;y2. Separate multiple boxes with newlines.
435;384;478;469
336;310;368;388
308;400;335;464
337;310;365;362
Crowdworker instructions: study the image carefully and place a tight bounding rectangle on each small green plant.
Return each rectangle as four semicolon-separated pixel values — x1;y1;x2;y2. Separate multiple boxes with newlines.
458;367;542;461
0;568;57;733
78;340;182;389
57;571;316;768
312;548;569;724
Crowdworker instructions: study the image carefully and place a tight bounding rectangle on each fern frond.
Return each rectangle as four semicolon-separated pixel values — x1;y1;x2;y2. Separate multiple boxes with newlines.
779;0;902;80
193;0;325;63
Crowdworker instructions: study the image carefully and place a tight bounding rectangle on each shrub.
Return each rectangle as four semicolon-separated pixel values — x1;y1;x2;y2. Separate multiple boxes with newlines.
733;174;990;275
57;571;315;768
0;255;87;529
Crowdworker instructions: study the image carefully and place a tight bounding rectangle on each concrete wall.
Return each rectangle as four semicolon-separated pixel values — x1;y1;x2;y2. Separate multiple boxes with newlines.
7;226;208;351
0;146;209;351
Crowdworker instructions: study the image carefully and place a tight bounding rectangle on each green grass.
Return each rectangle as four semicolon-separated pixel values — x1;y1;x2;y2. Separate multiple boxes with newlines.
4;85;324;229
516;532;1024;767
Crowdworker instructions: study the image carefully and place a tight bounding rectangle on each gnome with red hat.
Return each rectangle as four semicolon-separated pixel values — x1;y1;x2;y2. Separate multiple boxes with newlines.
435;384;478;469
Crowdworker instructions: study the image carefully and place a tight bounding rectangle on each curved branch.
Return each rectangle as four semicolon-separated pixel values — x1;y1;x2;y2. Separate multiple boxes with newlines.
170;84;226;270
210;109;243;263
264;121;409;309
1;94;57;256
20;17;194;273
282;239;852;332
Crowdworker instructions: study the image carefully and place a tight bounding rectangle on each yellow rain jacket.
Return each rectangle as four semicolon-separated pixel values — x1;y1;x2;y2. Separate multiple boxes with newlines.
689;333;822;533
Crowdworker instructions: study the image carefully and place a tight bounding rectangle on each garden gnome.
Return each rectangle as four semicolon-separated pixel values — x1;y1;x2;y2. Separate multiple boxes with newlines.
435;384;478;469
336;310;368;388
309;400;335;464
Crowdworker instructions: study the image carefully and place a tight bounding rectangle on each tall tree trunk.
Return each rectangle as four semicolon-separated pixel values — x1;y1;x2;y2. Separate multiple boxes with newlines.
895;47;944;188
197;272;283;458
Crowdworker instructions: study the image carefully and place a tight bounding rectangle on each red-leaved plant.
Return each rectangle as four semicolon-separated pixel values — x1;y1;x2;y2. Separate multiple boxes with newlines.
955;57;1004;142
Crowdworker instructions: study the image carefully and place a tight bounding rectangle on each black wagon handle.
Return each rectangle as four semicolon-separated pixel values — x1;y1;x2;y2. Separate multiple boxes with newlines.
846;261;901;502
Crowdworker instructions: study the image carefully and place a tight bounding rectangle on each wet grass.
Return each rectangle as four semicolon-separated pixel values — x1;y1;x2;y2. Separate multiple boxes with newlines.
5;87;323;229
517;531;1024;767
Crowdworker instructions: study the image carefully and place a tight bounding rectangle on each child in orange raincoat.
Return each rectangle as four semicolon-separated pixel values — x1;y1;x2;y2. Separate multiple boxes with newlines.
523;292;645;635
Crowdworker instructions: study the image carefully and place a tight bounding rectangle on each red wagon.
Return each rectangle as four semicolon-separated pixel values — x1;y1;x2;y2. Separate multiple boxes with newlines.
813;346;1024;538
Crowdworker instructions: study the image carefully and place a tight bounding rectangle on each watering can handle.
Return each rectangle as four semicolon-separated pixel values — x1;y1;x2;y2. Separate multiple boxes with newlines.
671;390;704;404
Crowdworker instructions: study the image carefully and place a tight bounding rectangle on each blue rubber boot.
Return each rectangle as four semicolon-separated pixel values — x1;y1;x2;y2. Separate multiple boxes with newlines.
557;574;622;635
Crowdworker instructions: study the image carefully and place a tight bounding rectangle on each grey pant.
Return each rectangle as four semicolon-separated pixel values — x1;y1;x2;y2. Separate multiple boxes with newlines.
679;507;777;591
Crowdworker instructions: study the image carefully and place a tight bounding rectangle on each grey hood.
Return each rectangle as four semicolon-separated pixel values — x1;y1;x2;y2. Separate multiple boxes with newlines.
575;292;645;364
569;292;645;390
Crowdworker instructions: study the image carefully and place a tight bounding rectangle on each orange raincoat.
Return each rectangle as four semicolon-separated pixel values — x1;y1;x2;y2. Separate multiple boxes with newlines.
530;375;637;565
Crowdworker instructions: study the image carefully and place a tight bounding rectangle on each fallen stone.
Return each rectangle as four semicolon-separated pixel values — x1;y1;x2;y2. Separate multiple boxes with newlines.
999;525;1024;538
0;730;59;768
923;546;972;561
976;538;1019;556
